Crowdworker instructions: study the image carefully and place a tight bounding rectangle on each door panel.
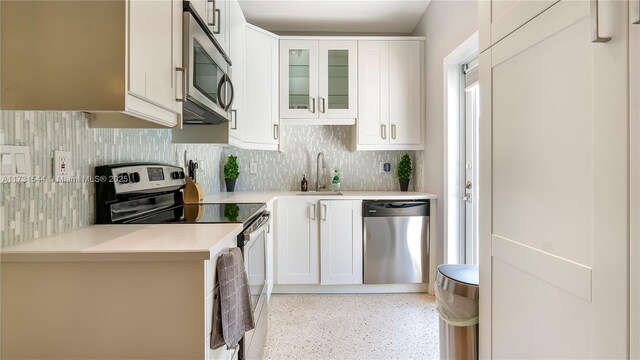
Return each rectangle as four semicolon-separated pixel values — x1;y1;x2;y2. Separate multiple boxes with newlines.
244;27;279;145
280;40;319;119
276;199;319;284
128;0;174;110
357;41;389;145
481;0;629;357
318;41;358;119
389;41;421;145
228;0;245;142
320;200;363;285
490;0;558;47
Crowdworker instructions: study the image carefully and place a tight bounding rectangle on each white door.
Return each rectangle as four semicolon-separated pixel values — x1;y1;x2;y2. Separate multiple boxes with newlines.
479;1;628;358
228;0;245;143
276;199;319;285
244;26;279;146
280;40;319;119
389;41;422;145
318;41;358;120
319;200;363;285
357;41;389;146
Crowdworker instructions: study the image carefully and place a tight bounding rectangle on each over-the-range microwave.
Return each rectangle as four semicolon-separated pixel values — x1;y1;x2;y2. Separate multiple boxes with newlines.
181;8;234;125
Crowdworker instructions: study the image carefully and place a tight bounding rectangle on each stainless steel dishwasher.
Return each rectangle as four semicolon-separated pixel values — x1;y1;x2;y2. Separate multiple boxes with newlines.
363;200;430;284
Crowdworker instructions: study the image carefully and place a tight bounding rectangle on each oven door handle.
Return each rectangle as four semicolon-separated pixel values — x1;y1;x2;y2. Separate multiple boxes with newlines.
243;212;271;241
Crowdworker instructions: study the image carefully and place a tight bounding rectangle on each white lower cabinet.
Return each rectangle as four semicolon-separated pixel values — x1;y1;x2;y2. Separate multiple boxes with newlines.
275;198;364;286
319;200;363;285
276;198;319;284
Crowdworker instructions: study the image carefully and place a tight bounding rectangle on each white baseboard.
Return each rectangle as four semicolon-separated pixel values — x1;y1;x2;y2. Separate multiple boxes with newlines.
272;283;430;294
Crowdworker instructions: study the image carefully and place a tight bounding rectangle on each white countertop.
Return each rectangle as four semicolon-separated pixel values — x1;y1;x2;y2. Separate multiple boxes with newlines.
202;190;437;203
1;191;436;262
0;223;242;262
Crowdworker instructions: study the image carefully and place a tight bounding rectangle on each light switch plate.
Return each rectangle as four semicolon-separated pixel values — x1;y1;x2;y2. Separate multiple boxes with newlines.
0;145;31;181
53;150;72;178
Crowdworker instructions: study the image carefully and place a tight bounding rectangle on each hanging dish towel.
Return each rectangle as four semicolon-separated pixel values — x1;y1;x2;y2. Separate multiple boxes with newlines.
211;247;255;349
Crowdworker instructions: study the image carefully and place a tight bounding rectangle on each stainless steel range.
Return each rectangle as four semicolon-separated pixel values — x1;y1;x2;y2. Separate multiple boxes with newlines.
95;163;268;360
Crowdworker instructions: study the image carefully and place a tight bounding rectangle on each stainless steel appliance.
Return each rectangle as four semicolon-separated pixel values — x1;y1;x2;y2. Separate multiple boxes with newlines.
363;200;430;284
94;163;267;360
182;8;234;125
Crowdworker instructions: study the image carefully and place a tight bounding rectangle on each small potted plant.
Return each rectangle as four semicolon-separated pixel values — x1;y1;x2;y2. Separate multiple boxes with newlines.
224;155;239;192
397;154;412;192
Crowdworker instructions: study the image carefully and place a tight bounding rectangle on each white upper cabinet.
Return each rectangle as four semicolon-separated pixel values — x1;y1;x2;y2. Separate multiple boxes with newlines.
479;0;559;52
228;0;246;147
190;0;231;55
318;41;358;120
228;1;279;151
389;41;422;145
319;200;363;285
1;0;183;128
280;40;358;124
242;26;280;149
355;40;424;151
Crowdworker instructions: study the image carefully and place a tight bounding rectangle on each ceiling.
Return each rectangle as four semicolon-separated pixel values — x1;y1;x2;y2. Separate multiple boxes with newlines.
238;0;432;34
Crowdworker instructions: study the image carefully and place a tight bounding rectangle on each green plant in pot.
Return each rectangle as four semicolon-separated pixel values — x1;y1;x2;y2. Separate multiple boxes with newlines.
224;155;239;192
397;154;412;192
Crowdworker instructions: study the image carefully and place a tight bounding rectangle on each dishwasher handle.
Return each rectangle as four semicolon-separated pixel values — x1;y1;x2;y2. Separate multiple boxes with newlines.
363;200;429;217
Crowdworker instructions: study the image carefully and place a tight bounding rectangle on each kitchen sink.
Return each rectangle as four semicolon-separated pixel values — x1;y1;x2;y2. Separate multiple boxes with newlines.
296;191;343;196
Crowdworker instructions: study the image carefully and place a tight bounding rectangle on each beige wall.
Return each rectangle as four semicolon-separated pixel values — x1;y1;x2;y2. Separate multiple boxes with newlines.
412;0;478;268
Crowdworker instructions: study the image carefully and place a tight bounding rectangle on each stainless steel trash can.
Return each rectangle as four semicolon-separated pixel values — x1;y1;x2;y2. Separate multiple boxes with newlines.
435;264;479;360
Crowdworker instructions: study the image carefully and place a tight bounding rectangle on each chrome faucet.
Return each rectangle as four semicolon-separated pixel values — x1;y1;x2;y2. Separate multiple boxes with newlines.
315;152;326;192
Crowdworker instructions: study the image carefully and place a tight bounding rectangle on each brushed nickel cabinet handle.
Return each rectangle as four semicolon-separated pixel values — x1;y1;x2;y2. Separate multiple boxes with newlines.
320;204;327;221
273;124;279;140
309;97;316;113
591;0;611;43
231;110;237;130
207;0;216;26
213;9;221;34
391;124;397;139
309;204;316;220
381;124;387;140
175;67;186;102
319;97;326;113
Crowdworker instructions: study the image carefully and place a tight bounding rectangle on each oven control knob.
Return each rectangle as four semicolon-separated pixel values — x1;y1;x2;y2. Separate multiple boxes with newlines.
171;171;179;180
118;173;129;184
179;171;185;179
130;172;141;183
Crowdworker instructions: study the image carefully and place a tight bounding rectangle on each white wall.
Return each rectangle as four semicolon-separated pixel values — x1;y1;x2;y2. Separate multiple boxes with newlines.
412;0;478;269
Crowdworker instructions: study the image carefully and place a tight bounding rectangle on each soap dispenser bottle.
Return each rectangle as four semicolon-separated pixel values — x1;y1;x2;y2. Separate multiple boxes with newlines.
301;174;308;192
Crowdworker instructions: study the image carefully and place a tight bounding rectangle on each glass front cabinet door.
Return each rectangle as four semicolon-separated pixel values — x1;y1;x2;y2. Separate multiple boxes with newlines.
280;40;357;123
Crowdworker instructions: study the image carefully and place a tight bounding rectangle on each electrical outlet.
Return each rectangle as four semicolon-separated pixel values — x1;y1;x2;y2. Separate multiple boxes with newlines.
379;162;385;173
250;162;257;174
53;150;72;178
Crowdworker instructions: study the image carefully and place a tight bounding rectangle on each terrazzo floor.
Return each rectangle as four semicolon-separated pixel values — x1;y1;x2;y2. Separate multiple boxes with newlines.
262;294;440;360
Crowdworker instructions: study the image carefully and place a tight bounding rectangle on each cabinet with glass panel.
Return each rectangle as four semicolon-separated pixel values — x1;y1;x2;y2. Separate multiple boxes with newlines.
280;40;357;124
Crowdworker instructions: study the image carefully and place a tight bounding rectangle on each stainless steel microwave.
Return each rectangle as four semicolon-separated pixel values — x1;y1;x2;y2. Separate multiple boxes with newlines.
182;10;234;125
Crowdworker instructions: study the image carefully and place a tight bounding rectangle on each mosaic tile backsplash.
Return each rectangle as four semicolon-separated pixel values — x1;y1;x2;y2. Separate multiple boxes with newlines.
1;111;422;246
